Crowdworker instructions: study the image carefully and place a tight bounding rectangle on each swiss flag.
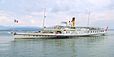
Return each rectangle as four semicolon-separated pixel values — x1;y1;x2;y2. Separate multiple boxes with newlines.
105;27;108;31
14;19;18;23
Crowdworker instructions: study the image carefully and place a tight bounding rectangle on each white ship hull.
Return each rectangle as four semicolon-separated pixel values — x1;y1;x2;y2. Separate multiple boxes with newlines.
14;31;106;39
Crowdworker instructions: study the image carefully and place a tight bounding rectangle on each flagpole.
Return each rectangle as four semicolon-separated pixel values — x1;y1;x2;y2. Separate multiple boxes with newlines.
43;8;46;29
13;19;18;35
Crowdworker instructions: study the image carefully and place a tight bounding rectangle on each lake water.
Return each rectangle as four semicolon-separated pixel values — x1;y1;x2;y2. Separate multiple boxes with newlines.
0;31;114;57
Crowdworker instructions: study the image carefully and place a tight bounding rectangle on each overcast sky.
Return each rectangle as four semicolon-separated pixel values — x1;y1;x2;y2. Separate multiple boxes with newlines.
0;0;114;28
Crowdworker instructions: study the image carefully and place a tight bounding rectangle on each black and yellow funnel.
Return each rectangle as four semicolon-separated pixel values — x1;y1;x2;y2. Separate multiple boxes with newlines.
71;17;76;29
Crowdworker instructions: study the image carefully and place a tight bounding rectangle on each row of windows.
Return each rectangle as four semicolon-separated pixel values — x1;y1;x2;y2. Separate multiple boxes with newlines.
22;35;52;37
76;30;104;34
88;30;104;33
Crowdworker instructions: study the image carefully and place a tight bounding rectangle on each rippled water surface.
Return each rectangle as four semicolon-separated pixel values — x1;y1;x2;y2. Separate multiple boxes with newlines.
0;31;114;57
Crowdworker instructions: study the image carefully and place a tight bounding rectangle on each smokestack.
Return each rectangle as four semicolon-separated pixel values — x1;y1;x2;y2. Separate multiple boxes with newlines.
71;17;75;29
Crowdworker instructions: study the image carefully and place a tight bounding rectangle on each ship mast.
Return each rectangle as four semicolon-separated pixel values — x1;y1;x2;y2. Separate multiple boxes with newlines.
43;8;46;29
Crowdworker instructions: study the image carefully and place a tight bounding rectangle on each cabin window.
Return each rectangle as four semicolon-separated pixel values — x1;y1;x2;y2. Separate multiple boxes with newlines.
87;31;89;33
56;31;62;34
